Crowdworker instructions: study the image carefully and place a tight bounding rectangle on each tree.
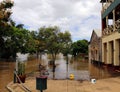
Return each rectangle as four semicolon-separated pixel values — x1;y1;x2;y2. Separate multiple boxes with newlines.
60;31;72;63
0;21;36;59
10;20;36;55
1;26;34;59
0;0;37;59
0;0;13;22
29;31;40;56
38;26;72;79
0;0;14;59
0;1;37;60
71;39;88;57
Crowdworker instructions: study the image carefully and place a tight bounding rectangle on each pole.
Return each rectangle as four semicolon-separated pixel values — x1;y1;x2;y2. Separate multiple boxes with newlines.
16;58;18;72
14;57;18;83
66;55;68;79
14;69;16;83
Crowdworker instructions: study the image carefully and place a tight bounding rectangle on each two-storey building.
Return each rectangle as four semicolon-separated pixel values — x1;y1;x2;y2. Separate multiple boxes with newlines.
100;0;120;67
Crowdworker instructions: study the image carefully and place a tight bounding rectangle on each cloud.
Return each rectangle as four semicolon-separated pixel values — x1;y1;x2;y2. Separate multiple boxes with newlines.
11;0;101;41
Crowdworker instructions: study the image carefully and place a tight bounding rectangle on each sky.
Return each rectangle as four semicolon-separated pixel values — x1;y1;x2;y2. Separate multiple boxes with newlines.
1;0;102;41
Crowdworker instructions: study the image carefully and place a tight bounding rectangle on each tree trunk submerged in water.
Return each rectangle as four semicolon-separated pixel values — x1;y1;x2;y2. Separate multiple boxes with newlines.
51;53;57;79
66;55;69;79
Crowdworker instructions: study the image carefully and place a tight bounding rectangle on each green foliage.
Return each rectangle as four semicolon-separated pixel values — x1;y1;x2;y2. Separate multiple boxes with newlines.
0;0;14;59
18;61;25;75
71;39;88;56
0;0;72;61
0;0;37;59
0;24;36;59
30;30;45;54
38;26;72;61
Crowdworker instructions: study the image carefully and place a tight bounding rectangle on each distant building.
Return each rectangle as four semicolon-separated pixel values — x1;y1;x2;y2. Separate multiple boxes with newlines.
100;0;120;66
89;29;102;63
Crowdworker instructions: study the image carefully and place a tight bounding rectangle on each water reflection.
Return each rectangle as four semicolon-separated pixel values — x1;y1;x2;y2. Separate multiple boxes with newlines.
89;63;120;79
0;58;39;92
41;54;120;80
41;54;90;80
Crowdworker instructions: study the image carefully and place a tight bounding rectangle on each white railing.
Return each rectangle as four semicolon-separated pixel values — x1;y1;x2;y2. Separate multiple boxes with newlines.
115;19;120;32
102;25;113;36
102;19;120;36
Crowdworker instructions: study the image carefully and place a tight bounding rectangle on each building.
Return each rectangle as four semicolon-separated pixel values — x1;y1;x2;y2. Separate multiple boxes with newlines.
100;0;120;67
89;29;102;63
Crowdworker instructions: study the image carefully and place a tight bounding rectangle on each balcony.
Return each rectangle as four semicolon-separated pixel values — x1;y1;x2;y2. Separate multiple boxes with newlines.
101;0;115;13
102;19;120;36
102;3;111;13
102;0;120;19
115;19;120;32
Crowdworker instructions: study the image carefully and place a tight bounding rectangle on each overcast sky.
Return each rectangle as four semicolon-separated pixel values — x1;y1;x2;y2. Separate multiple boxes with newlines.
2;0;102;41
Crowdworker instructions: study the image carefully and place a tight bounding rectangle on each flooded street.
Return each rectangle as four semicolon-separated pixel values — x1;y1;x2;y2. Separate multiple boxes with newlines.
42;54;120;80
0;58;39;92
0;54;120;91
0;61;15;92
44;54;90;80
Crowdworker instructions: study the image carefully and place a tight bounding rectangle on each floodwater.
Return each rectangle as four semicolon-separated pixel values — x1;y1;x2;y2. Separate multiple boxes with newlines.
43;54;90;80
0;61;15;92
42;54;120;80
0;58;39;92
0;54;120;92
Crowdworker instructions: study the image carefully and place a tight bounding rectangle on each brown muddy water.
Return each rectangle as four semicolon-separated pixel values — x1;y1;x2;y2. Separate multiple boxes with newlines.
0;59;40;92
0;54;120;92
0;61;15;92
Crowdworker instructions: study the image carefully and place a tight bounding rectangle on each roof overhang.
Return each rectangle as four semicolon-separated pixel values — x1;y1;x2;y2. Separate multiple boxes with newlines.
100;0;107;3
102;0;120;19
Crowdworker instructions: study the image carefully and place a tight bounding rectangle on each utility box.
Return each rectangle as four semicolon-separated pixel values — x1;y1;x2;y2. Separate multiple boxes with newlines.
36;76;47;90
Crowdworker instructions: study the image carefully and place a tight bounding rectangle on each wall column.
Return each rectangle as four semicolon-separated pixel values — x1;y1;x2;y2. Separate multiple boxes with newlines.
114;40;119;66
102;43;104;63
106;16;108;28
102;43;107;64
107;42;110;64
113;9;116;31
109;41;113;64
